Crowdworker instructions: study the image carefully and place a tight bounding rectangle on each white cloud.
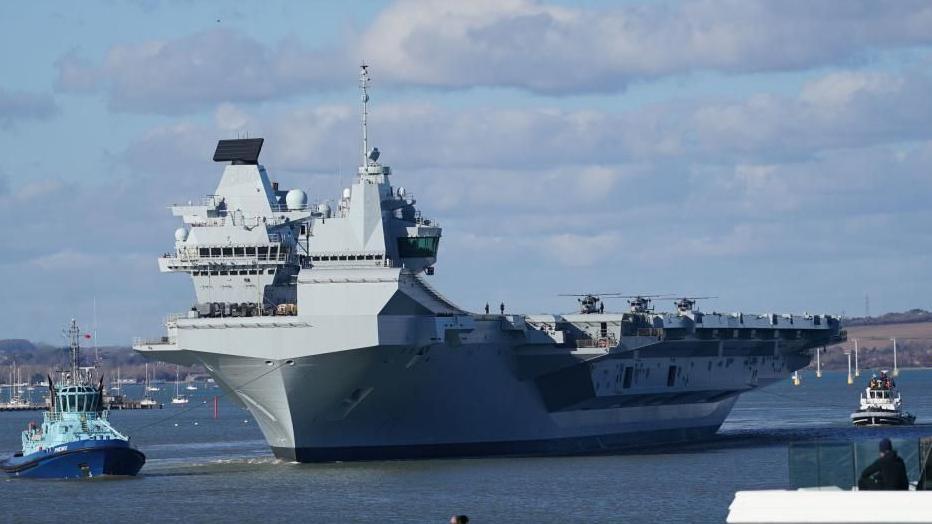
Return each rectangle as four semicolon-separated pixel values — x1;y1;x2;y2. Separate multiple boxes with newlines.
11;179;66;201
56;28;350;114
0;87;58;126
29;250;151;271
361;0;932;93
215;103;250;132
799;71;903;108
31;250;101;270
54;1;932;113
122;67;932;178
540;232;623;267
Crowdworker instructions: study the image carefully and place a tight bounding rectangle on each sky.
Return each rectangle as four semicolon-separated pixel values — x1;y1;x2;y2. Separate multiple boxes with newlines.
1;0;931;344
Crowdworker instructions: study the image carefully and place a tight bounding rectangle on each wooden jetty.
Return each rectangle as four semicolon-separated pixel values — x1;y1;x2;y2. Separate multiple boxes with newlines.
104;396;163;410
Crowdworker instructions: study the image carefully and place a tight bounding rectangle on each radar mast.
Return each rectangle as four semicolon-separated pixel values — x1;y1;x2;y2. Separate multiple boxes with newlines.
360;63;371;167
65;319;80;385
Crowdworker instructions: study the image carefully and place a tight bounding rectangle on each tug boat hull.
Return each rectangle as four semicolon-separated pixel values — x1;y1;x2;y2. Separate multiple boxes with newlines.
1;439;145;479
850;411;916;427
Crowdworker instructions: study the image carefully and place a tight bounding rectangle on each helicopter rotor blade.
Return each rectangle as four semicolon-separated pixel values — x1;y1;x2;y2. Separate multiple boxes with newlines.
558;293;623;297
605;294;673;299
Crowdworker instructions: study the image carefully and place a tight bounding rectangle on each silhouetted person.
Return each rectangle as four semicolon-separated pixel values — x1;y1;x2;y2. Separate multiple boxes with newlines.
450;516;469;524
499;302;505;315
920;445;932;490
599;302;604;314
484;303;489;315
859;438;909;490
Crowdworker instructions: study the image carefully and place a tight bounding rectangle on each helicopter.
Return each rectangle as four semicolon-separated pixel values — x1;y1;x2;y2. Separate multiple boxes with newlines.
611;294;672;314
671;296;717;314
558;293;620;314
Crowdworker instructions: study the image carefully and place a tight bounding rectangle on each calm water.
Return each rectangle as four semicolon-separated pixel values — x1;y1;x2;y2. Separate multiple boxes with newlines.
2;370;931;523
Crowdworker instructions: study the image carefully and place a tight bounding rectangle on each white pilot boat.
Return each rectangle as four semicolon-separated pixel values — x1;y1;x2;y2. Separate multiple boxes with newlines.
850;371;915;426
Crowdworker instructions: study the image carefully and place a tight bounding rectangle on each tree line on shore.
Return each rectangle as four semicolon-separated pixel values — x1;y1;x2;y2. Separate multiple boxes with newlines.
0;339;201;385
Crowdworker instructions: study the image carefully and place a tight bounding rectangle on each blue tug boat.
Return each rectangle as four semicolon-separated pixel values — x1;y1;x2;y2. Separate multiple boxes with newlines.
1;320;145;479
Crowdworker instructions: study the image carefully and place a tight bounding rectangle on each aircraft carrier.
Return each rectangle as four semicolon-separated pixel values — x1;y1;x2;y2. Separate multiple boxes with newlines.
135;65;845;462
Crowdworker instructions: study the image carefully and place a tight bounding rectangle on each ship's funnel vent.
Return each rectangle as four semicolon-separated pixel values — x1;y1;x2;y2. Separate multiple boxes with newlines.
213;138;264;165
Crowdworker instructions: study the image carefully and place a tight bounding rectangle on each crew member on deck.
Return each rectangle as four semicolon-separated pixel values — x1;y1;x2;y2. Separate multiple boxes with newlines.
859;438;909;490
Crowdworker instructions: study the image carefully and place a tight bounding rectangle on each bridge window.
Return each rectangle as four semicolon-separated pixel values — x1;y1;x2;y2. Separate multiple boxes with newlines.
397;236;440;258
245;247;256;256
234;247;245;257
222;248;233;257
210;248;221;257
199;248;209;257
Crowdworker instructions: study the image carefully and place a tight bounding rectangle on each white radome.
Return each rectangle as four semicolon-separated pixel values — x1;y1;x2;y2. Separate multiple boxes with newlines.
285;189;307;210
174;227;188;242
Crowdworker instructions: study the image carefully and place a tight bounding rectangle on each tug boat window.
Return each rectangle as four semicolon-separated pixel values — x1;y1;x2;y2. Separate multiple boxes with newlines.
397;236;440;258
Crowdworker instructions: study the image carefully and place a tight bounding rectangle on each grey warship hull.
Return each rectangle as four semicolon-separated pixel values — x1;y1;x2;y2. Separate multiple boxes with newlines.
139;305;834;462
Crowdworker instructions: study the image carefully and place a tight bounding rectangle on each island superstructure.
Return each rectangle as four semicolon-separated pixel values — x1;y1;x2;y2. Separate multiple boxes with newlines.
135;65;845;462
